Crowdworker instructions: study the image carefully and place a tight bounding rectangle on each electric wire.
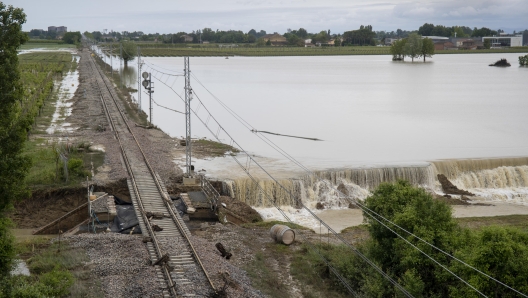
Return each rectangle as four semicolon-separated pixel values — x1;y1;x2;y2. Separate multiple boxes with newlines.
189;70;528;297
142;59;185;75
144;60;527;297
148;69;413;297
143;62;184;77
111;47;528;297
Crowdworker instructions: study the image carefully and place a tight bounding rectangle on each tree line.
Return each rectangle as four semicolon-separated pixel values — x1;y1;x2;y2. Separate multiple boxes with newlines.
80;22;528;47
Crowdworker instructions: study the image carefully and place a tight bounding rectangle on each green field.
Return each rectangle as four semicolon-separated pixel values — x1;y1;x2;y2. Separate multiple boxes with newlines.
133;45;528;57
139;45;391;57
21;42;75;50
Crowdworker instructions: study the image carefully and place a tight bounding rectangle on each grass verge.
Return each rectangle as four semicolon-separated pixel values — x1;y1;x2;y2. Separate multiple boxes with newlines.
23;138;104;189
6;237;103;297
193;139;240;156
456;214;528;233
20;43;76;50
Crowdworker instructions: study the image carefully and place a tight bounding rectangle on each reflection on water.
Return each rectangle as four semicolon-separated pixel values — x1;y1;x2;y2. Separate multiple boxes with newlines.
93;45;139;99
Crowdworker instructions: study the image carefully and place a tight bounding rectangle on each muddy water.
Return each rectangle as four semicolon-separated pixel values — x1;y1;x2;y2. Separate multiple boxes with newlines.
95;49;528;230
47;55;80;134
111;53;528;171
258;202;528;234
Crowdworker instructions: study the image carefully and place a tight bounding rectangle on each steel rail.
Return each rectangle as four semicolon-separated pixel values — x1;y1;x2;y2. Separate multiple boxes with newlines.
87;56;178;297
87;51;216;296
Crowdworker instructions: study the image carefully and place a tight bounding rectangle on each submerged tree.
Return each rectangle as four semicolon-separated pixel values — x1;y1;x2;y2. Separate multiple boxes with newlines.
0;2;30;283
404;33;423;62
390;39;407;60
119;41;137;67
421;37;435;62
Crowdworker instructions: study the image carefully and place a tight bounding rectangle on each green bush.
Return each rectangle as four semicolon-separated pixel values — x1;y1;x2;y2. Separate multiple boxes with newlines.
9;276;42;298
0;218;16;277
8;267;73;298
67;158;84;177
520;54;528;66
39;266;74;296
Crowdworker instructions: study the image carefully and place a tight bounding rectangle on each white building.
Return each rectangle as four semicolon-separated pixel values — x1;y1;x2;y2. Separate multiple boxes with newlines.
385;38;401;45
482;35;523;47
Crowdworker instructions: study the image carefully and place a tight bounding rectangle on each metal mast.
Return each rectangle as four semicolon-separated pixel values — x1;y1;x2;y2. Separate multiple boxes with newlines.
137;46;141;109
184;57;192;176
120;42;123;88
149;73;153;125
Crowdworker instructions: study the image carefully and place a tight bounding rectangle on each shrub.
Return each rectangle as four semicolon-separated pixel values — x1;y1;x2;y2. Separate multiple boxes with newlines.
8;267;74;297
39;266;74;297
520;54;528;66
0;218;16;277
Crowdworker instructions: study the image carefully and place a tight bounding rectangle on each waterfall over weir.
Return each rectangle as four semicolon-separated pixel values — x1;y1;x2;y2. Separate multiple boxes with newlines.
221;157;528;208
432;158;528;204
223;165;436;208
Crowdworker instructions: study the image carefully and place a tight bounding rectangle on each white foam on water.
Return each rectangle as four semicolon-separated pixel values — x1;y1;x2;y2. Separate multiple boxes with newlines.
255;206;327;232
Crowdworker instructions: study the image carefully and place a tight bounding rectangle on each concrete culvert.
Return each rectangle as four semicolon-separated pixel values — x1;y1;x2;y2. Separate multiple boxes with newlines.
270;224;295;245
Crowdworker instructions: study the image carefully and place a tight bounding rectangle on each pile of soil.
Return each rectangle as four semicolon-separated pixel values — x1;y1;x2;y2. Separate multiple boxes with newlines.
218;196;262;225
11;187;88;229
437;174;474;196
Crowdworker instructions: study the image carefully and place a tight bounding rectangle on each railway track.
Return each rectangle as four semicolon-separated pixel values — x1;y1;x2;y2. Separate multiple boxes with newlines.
86;48;217;297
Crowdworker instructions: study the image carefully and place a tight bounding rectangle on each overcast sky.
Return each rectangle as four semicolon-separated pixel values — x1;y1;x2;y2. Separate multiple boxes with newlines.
9;0;528;34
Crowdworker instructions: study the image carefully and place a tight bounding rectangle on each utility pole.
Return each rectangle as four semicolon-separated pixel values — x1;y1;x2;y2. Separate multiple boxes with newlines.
137;46;141;110
110;43;112;75
184;57;192;177
141;72;153;126
149;73;153;125
120;42;123;88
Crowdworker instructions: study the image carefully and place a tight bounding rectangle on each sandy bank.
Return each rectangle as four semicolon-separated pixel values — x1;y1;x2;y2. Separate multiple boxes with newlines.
310;202;528;234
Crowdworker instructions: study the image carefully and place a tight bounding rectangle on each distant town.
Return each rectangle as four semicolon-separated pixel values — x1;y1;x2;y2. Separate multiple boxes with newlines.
27;23;528;50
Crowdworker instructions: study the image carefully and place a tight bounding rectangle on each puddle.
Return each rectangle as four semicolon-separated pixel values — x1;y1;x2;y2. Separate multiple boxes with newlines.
18;48;77;55
11;259;30;276
46;55;80;134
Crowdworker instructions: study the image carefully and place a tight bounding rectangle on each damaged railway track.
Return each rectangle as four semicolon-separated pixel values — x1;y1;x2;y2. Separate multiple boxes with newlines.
86;49;217;297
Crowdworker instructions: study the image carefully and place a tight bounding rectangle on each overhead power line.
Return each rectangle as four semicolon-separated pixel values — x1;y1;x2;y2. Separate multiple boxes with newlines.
140;60;528;298
187;70;528;298
250;129;323;141
147;69;414;298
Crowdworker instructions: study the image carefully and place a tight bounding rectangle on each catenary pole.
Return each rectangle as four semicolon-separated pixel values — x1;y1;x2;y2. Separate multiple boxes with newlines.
120;42;123;88
137;46;141;110
184;57;192;176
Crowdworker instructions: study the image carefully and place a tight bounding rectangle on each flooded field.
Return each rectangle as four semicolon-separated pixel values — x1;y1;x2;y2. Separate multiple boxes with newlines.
94;49;528;230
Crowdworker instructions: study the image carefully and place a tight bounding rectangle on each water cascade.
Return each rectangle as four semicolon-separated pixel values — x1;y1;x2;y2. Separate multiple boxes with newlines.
223;165;437;208
431;157;528;180
222;157;528;208
432;158;528;204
